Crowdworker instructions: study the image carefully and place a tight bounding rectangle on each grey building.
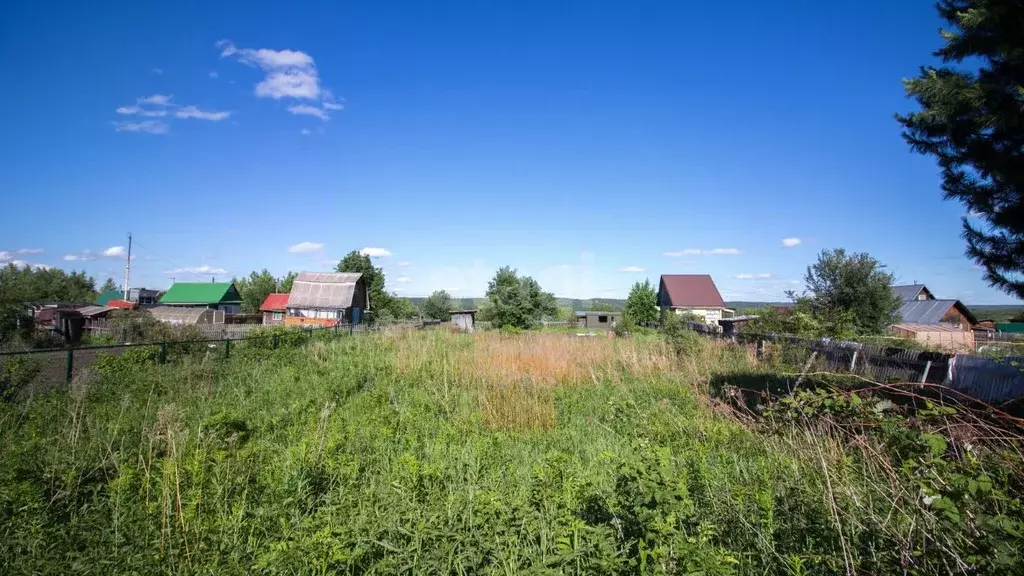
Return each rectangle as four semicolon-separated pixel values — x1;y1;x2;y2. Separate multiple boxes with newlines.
583;311;622;330
450;310;477;333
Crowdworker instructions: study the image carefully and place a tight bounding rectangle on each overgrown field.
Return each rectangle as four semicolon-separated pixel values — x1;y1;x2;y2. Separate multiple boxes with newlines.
2;330;1022;574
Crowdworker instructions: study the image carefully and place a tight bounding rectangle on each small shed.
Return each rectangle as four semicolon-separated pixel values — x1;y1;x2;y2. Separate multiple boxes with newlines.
583;311;622;330
450;310;477;333
260;293;289;325
892;323;975;352
75;305;116;328
149;306;217;325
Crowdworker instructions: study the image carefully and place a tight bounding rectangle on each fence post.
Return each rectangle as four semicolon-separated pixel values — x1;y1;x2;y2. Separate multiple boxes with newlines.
224;338;231;359
65;348;74;383
272;333;279;349
350;323;354;337
159;342;167;364
849;350;858;372
919;360;932;384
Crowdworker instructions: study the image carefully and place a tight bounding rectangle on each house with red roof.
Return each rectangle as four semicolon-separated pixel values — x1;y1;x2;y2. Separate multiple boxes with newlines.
657;274;731;325
260;293;289;325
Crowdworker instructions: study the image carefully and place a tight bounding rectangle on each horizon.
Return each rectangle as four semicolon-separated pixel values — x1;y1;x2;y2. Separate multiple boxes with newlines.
2;0;1021;306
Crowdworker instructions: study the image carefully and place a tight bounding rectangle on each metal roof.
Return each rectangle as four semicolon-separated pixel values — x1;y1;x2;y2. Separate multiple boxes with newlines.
149;306;212;325
287;272;363;309
658;274;726;308
893;323;964;333
75;305;115;317
898;299;976;325
892;284;928;302
95;290;124;306
260;293;289;312
160;282;241;305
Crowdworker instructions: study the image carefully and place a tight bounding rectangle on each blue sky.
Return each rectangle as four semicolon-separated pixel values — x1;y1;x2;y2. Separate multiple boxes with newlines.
1;0;1017;304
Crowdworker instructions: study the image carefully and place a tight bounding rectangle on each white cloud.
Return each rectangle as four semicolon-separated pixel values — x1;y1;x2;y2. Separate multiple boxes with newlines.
208;71;219;79
168;265;228;275
175;105;231;121
397;261;412;267
0;251;11;262
300;128;311;135
618;266;645;273
664;249;702;257
664;248;741;256
139;94;173;106
396;275;411;283
781;237;802;248
734;273;773;280
288;241;324;253
287;104;328;120
218;40;342;120
16;248;43;254
360;247;392;258
116;105;168;117
102;246;127;258
114;120;169;134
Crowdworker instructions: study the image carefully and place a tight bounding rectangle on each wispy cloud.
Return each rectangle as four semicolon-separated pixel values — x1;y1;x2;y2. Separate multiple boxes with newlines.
0;251;10;262
15;248;43;255
287;104;328;120
114;120;169;134
618;266;645;273
168;265;227;275
664;248;741;256
208;71;219;79
116;105;168;117
734;273;773;279
360;247;392;258
103;246;127;258
175;105;231;121
139;94;173;106
151;68;163;75
397;261;412;267
217;40;342;119
62;249;95;262
300;128;311;135
396;275;412;283
288;241;324;253
781;237;802;248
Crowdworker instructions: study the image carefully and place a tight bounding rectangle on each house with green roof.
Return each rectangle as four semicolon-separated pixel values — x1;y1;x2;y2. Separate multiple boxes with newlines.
158;282;242;313
94;289;124;306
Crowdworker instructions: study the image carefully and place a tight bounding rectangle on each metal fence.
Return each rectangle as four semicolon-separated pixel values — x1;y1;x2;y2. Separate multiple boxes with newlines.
736;332;1024;404
0;323;365;398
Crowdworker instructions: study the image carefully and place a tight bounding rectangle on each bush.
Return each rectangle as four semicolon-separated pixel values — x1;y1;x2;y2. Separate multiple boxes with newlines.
0;356;40;402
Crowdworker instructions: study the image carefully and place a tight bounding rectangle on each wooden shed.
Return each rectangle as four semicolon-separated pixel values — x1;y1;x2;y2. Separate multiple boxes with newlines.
891;323;975;352
450;310;477;333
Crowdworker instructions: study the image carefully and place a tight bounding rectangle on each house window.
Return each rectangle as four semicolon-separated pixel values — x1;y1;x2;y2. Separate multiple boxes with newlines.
272;312;283;320
598;315;608;323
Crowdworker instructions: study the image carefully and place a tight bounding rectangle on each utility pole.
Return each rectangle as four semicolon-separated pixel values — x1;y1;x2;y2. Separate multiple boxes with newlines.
123;232;133;300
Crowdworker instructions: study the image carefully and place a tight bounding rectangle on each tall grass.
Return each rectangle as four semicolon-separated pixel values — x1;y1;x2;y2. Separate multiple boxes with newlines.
1;330;1020;574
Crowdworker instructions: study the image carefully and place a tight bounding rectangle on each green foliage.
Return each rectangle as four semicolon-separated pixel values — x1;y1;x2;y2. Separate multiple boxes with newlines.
233;269;282;313
387;297;420;321
422;290;453;321
898;0;1024;299
797;248;900;336
244;326;310;350
0;264;96;343
278;271;297;294
0;356;40;402
623;280;659;326
336;251;394;316
485;266;558;330
98;277;119;293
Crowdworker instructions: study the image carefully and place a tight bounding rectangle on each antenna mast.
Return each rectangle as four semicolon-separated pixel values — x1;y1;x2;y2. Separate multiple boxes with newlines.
123;233;132;300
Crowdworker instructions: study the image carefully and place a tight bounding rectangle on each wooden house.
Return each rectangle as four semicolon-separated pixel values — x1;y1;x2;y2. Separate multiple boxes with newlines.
285;272;368;327
260;293;289;325
657;274;730;325
158;282;242;313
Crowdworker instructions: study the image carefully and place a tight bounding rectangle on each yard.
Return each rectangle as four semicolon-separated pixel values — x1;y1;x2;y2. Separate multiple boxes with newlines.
1;329;1022;574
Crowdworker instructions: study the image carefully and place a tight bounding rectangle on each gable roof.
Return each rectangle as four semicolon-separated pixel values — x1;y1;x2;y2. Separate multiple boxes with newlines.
898;299;977;325
892;284;930;302
287;272;364;309
107;299;136;310
260;293;289;312
95;290;124;306
159;282;241;305
658;274;725;308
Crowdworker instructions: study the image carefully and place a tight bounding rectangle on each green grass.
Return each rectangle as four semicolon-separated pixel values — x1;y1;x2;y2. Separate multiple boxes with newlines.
1;330;1021;574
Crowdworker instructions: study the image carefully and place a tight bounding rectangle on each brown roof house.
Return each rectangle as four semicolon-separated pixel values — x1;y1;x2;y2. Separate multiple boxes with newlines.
285;272;368;327
657;274;731;325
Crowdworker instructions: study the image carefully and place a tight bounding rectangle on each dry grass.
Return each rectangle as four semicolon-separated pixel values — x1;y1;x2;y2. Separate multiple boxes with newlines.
391;330;747;430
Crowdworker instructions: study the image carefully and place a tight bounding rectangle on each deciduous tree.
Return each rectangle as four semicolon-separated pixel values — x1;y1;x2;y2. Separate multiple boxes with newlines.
233;269;278;313
485;266;557;330
797;249;900;336
897;0;1024;298
423;290;453;321
99;278;119;294
623;280;658;326
336;251;393;316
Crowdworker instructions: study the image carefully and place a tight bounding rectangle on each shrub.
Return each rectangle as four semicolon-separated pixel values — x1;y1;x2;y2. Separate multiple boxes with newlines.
0;356;40;402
